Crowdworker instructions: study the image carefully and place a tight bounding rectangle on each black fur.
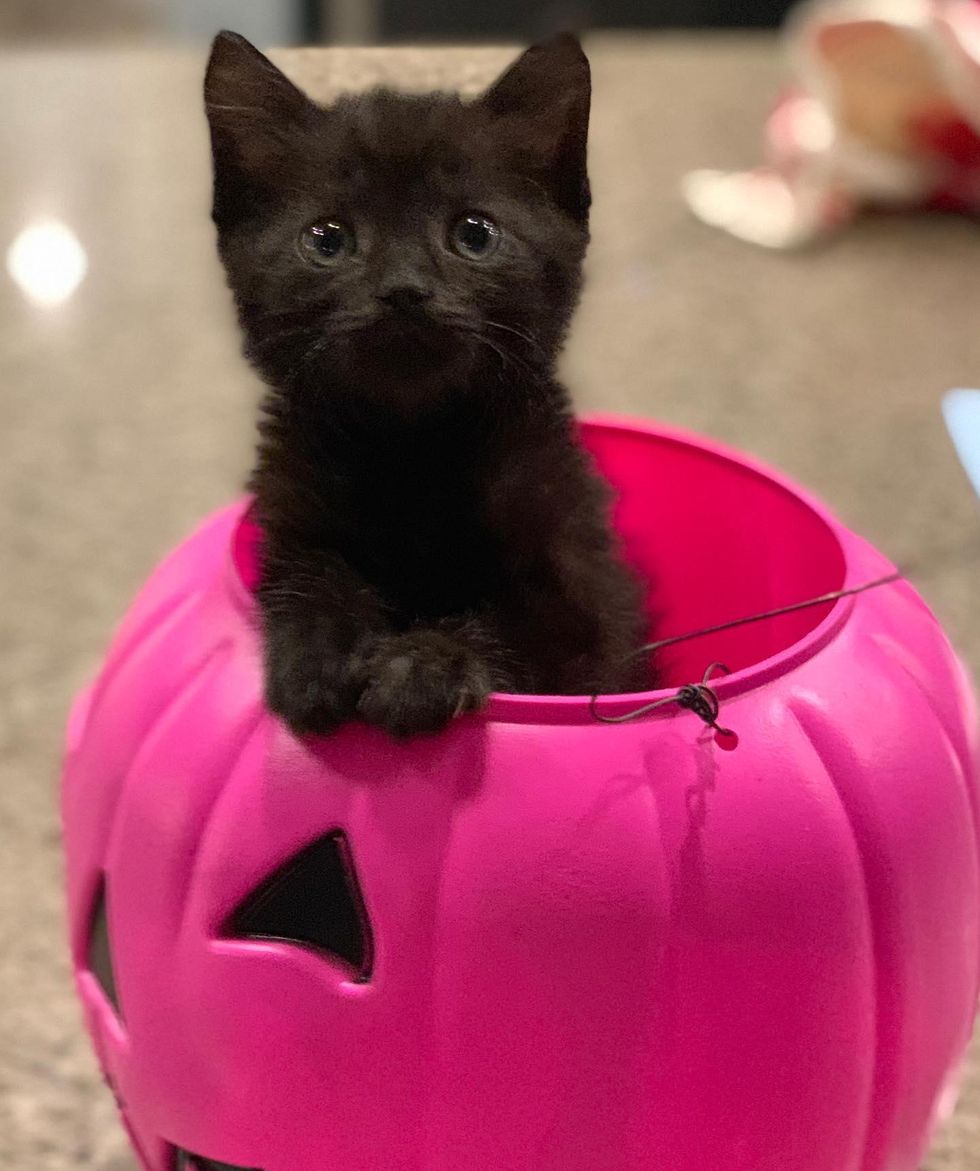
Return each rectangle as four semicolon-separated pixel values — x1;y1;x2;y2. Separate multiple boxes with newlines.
204;31;650;738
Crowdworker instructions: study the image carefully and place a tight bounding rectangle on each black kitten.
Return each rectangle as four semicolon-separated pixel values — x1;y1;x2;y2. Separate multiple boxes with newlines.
204;31;650;738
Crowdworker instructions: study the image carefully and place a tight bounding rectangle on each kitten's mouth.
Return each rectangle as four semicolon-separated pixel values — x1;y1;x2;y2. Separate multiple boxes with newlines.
354;312;468;377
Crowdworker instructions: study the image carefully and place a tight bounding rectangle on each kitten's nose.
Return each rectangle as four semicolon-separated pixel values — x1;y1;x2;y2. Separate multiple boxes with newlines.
378;284;433;314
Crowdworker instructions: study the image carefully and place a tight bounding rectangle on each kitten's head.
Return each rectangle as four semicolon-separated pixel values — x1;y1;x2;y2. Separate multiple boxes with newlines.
204;32;591;410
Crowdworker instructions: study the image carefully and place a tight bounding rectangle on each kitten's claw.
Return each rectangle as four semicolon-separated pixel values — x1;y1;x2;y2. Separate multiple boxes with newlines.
357;631;492;738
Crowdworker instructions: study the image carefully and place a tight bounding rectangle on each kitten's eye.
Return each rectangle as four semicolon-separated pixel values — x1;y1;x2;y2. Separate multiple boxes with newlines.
299;221;354;265
451;214;501;259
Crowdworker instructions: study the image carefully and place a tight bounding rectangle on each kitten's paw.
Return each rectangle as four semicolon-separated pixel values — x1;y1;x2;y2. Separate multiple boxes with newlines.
264;635;368;737
357;631;493;738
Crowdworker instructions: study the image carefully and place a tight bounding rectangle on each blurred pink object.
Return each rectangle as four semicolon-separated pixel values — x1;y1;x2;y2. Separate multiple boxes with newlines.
685;0;980;246
63;417;979;1171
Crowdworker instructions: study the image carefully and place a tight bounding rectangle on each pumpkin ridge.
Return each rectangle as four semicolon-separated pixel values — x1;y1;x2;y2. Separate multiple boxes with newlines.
868;630;980;1023
104;640;233;872
86;588;205;735
179;712;269;944
787;697;881;1171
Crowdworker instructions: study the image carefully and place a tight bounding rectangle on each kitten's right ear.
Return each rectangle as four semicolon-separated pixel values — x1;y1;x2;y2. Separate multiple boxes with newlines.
204;31;315;224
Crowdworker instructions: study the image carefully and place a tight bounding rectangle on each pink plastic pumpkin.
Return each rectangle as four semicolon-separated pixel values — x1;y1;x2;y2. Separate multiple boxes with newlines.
62;416;980;1171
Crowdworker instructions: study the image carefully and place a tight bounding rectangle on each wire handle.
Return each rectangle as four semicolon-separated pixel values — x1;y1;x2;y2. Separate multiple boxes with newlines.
591;662;734;733
590;572;904;731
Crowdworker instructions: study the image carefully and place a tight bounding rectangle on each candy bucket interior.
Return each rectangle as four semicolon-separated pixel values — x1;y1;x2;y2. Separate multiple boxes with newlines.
580;419;847;687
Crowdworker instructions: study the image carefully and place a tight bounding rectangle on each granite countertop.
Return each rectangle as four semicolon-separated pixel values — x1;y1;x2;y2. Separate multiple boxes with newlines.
0;36;977;1169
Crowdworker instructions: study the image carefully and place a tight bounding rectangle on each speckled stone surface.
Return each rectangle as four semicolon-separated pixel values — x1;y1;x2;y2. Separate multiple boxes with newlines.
0;35;977;1170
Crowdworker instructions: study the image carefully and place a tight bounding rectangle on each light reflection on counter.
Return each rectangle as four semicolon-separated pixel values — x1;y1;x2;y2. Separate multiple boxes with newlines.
6;220;88;308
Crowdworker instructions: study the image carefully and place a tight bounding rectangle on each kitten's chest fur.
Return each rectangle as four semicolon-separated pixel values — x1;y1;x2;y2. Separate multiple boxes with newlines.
258;398;512;624
344;443;507;622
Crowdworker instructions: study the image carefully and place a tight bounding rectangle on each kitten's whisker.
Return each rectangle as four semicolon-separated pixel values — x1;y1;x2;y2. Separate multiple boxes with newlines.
261;332;332;387
473;332;542;383
477;336;512;383
453;319;544;369
253;326;314;351
483;319;545;355
298;335;331;373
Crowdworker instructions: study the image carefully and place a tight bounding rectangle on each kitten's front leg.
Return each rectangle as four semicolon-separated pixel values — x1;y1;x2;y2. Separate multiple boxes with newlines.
357;619;515;739
259;548;390;736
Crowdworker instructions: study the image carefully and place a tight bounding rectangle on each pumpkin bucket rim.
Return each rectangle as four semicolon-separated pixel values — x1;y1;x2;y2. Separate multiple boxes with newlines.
226;414;878;727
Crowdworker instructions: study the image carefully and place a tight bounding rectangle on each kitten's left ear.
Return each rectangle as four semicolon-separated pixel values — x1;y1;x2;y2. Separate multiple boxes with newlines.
204;30;317;225
480;34;591;221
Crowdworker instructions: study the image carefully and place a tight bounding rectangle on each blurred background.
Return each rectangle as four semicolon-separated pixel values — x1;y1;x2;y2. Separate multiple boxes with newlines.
2;1;980;1170
0;0;799;45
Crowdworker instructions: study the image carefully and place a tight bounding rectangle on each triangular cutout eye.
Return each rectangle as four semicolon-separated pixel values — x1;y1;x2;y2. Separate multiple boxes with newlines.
176;1150;262;1171
226;831;373;980
87;876;122;1016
